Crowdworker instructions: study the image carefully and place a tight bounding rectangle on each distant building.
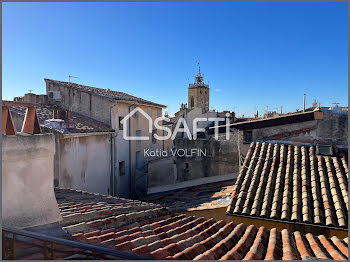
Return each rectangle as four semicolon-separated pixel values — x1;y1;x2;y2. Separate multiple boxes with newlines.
12;79;169;198
188;64;210;113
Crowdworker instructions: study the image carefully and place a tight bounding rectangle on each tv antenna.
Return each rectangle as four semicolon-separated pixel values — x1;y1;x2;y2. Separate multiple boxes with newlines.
28;89;33;94
68;75;79;83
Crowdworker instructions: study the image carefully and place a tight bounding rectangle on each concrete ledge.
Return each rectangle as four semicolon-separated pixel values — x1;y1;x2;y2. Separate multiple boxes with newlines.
2;133;55;161
147;173;238;195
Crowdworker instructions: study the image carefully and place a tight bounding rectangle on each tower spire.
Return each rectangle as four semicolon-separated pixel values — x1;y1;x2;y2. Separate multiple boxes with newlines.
198;61;201;75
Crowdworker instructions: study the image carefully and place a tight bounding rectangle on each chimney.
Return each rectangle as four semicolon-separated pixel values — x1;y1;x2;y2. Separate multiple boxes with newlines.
303;94;306;112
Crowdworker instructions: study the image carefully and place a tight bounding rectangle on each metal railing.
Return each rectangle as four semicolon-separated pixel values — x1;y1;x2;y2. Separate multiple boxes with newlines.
2;226;153;260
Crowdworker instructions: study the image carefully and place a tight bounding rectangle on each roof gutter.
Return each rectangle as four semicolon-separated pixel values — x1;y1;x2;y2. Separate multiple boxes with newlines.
225;212;348;234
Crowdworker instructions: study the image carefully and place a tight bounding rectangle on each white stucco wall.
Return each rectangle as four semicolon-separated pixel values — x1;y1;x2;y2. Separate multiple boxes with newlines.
184;107;218;138
58;134;111;194
2;134;62;229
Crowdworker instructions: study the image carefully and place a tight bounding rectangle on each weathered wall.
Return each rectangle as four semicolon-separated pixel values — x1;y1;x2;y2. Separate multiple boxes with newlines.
174;137;239;182
250;111;348;146
252;120;318;143
147;133;240;190
2;134;62;229
46;80;112;125
148;157;176;188
58;134;111;194
316;111;348;145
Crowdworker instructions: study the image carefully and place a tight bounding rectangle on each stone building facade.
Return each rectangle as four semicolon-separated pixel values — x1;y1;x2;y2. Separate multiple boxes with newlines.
188;65;209;113
43;79;167;198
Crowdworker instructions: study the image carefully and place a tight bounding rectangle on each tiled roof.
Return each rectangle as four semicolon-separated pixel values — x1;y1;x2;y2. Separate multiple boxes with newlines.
68;214;349;260
12;188;348;260
54;188;169;234
10;106;114;134
141;180;235;212
45;78;166;108
226;142;348;229
56;188;348;260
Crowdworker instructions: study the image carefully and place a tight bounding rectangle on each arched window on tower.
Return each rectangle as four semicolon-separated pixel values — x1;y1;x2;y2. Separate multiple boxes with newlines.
190;96;194;108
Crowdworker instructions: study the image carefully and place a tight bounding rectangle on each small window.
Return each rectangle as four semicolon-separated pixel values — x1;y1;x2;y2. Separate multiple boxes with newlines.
243;130;253;144
185;163;189;168
136;151;142;169
148;107;152;117
205;91;207;94
119;161;125;176
136;130;141;144
157;109;161;118
152;129;156;144
200;91;202;94
316;145;334;156
118;116;124;130
133;107;138;118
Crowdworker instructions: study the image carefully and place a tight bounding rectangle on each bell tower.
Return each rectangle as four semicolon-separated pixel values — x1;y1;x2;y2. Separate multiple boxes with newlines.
188;63;210;113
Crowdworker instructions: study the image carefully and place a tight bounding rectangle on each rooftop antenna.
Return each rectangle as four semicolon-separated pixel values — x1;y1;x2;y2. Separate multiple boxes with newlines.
68;75;79;83
28;89;33;94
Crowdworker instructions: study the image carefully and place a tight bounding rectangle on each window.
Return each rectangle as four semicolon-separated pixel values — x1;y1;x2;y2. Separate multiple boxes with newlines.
243;130;253;144
316;145;334;156
185;163;189;169
148;107;152;117
136;130;141;144
152;129;156;144
200;90;202;94
118;116;124;130
133;106;138;118
119;161;125;176
136;151;142;169
157;109;161;118
190;96;194;108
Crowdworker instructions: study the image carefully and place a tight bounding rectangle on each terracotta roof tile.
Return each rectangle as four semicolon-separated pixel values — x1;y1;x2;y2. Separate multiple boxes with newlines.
226;142;348;229
15;187;349;260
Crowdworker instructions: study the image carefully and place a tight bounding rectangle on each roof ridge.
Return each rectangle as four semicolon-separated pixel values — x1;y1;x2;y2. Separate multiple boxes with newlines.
44;78;166;108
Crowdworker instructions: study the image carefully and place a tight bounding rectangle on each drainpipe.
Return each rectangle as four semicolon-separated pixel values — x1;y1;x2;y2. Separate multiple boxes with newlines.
110;102;118;196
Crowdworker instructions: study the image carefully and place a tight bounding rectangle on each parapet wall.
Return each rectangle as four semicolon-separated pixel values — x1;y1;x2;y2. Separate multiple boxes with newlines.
2;133;62;228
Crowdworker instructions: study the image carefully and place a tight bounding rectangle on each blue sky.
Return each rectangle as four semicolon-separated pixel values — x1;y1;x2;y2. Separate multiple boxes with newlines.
3;2;348;117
